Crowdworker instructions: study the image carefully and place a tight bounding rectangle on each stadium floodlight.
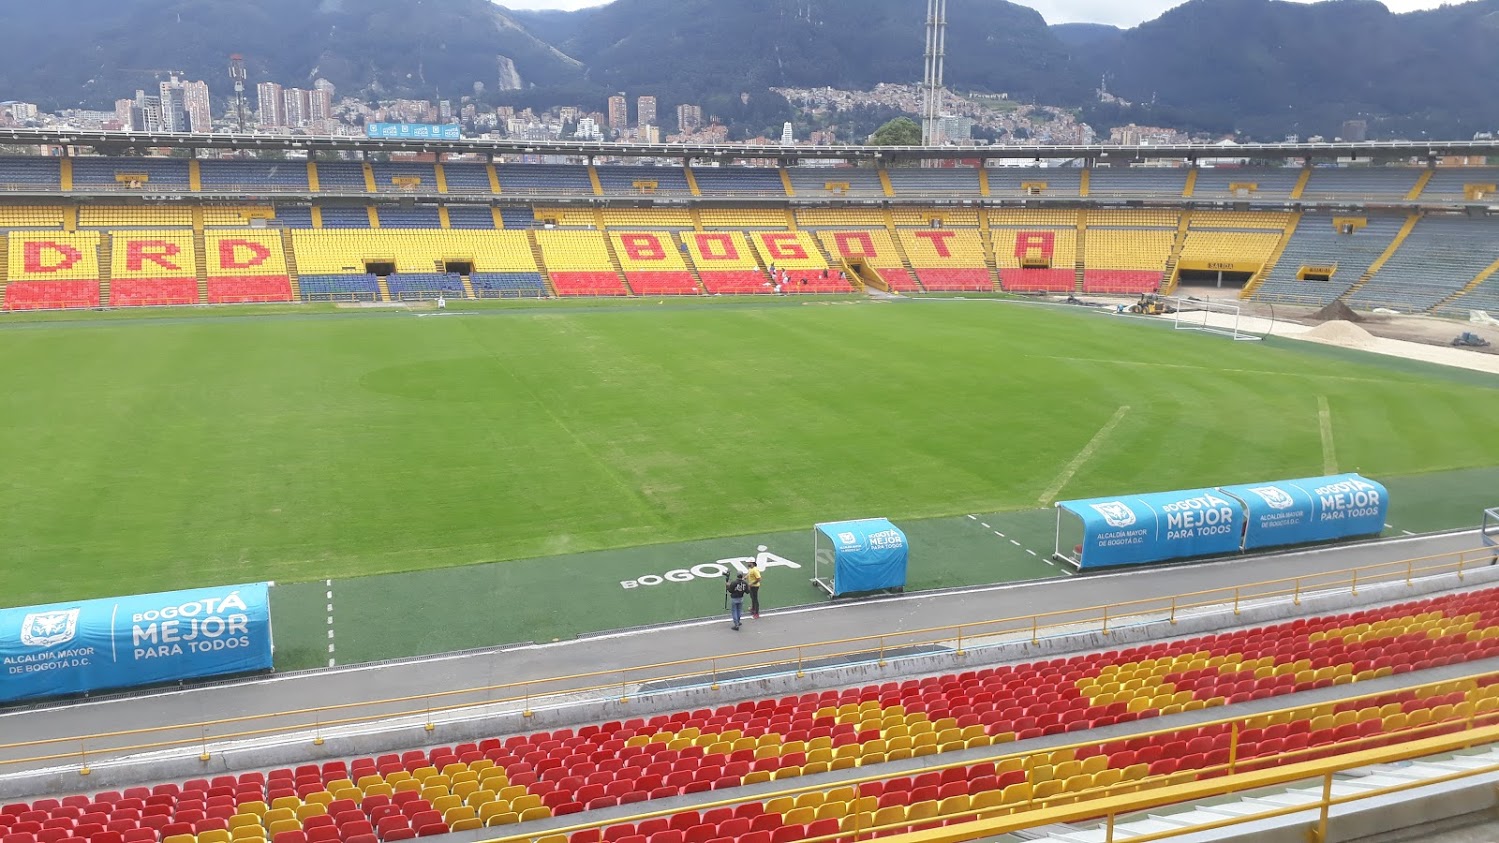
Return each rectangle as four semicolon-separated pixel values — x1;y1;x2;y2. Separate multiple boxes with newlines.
1172;296;1263;342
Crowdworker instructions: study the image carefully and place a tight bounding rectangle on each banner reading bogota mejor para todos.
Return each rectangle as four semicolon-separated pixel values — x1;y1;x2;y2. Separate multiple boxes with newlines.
1058;488;1246;570
0;583;272;703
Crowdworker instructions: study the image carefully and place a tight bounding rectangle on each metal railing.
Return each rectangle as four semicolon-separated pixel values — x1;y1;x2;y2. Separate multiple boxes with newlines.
0;544;1491;775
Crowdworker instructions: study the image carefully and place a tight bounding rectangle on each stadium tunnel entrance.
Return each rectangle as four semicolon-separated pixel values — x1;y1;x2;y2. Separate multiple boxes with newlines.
365;261;396;277
1175;267;1254;292
443;260;473;276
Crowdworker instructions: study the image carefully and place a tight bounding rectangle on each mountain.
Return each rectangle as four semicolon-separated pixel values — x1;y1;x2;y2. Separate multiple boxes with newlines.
1049;23;1124;48
1079;0;1499;138
0;0;584;111
3;0;1499;140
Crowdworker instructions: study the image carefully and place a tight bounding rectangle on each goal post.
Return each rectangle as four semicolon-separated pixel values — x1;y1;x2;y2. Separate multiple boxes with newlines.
1484;507;1499;561
1172;296;1264;342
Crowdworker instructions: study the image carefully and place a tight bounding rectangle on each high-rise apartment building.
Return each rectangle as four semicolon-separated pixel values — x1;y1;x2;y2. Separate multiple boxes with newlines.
636;96;656;129
607;94;628;131
183;81;212;133
676;103;703;133
256;82;285;128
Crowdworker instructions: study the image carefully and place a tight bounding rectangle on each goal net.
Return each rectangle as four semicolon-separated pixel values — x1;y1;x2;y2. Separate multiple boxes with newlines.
1172;297;1263;342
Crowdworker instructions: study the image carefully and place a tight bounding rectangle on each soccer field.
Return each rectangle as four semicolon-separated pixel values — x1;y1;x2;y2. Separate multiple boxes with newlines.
3;298;1497;608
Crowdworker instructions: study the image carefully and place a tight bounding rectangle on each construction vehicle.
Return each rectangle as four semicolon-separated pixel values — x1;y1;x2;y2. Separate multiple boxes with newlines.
1128;293;1177;316
1452;331;1492;348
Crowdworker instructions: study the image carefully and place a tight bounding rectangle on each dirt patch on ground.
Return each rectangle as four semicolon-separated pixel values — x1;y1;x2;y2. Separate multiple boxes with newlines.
1310;300;1363;323
1236;300;1499;357
1302;320;1377;349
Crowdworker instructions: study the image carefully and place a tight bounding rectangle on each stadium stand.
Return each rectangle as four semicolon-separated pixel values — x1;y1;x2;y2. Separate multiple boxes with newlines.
897;228;992;291
698;208;786;229
1081;210;1177;293
289;231;537;277
498;208;535;230
532;208;597;228
202;207;275;228
108;230;199;307
786;168;885;198
78;206;194;228
1350;215;1499;312
471;272;547;298
688;168;786;197
0;207;66;229
992;209;1078;292
3;231;102;309
274;207;314;229
1190;167;1304;200
813;229;918;292
889;208;979;227
4;588;1496;843
70;157;189;192
1086;167;1188;198
373;208;443;230
600;209;694;229
1300;166;1422;202
0;157;61;190
986;168;1081;198
535;230;628;296
205;231;294;304
609;231;701;295
313;164;370;194
681;231;769;294
595;166;691;196
1254;215;1406;306
198;161;309;193
1420;167;1499;202
386;273;465;300
444;206;496;231
793;209;885;229
369;163;438;195
299;274;382;302
884;167;982;199
494;165;595;197
441;164;495;195
748;232;854;292
318;207;372;229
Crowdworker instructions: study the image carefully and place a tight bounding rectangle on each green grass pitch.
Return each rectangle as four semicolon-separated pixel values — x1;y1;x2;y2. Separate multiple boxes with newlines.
2;298;1497;608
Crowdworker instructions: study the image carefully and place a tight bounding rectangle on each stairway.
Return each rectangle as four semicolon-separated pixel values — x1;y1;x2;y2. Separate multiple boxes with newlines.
1343;213;1420;300
0;235;8;308
192;229;210;304
1073;209;1088;292
98;235;113;307
1432;255;1499;314
280;229;302;301
1241;212;1300;300
885;209;925;292
600;231;634;295
669;231;709;294
376;277;393;302
1160;211;1192;295
976;207;1001;291
525;230;558;297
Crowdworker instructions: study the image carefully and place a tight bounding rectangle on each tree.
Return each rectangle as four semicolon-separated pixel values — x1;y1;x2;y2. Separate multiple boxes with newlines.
868;117;922;146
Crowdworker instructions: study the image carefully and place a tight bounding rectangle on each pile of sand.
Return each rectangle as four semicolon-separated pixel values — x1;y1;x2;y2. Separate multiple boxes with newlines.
1311;300;1364;323
1301;319;1377;349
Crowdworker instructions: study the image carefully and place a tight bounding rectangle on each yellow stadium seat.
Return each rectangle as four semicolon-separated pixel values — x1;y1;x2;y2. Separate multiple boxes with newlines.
743;770;773;785
293;804;325;822
231;827;265;842
79;206;194;228
784;807;817;826
261;809;295;826
477;803;512;825
815;802;846;821
517;807;550;823
871;806;906;832
748;231;827;271
163;835;196;843
266;821;300;838
199;831;232;843
429;795;461;814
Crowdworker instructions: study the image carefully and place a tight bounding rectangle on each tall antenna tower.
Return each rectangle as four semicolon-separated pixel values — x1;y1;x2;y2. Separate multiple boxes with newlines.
921;0;947;146
229;54;248;132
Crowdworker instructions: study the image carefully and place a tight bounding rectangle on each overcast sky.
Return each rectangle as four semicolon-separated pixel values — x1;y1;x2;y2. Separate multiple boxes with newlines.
497;0;1454;27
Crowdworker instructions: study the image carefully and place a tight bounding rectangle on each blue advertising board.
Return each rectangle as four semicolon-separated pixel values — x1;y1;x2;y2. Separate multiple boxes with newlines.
365;122;461;140
0;583;272;703
1058;489;1245;570
1220;474;1388;550
817;519;908;596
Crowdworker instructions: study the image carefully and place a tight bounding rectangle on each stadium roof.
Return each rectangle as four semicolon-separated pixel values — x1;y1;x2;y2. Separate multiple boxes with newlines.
3;127;1498;163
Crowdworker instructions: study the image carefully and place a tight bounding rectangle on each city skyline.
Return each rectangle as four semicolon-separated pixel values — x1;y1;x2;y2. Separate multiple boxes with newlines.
495;0;1455;27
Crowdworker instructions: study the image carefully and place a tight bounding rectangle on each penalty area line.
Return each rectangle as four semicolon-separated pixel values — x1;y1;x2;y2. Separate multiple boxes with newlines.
1037;405;1132;505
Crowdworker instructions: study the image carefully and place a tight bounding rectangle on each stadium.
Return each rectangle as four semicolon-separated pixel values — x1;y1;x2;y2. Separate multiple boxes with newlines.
3;123;1499;843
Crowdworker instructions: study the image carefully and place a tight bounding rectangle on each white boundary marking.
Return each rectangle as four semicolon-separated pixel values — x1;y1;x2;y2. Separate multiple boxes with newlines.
1318;395;1338;475
1038;405;1132;505
1;529;1477;715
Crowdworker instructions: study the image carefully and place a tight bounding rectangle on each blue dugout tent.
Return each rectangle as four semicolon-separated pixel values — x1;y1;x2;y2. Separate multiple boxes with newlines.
812;518;909;597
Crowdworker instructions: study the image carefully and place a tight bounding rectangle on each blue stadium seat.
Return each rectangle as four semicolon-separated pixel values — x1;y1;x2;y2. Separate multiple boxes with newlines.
274;206;314;228
298;274;380;301
375;207;442;229
494;164;594;196
315;163;369;193
499;207;536;230
595;165;691;195
319;207;372;229
71;157;189;190
443;163;495;195
0;156;62;189
386;273;465;299
690;167;785;197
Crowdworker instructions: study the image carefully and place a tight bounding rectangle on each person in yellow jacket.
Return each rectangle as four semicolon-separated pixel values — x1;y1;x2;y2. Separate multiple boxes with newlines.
746;560;762;619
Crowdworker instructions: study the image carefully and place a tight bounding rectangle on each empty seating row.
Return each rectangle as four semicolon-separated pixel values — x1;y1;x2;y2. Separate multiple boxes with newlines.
1351;215;1499;312
1254;214;1407;306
